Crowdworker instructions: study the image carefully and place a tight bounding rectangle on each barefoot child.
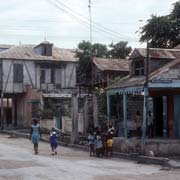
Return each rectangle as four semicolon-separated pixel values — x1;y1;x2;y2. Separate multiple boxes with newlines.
50;128;58;155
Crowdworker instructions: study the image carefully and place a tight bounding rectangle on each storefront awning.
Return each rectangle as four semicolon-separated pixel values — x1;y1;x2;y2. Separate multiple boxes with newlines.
43;93;72;98
107;86;144;95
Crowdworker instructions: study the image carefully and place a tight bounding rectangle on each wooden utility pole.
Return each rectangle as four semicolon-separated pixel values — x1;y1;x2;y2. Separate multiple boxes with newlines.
71;91;79;144
0;67;3;129
142;42;150;145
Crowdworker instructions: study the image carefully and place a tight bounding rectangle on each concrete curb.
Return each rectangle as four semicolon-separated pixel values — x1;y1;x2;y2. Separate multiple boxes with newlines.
0;130;174;168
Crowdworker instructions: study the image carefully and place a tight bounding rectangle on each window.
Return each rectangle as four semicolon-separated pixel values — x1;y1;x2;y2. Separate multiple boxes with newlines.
40;69;45;83
13;64;23;83
134;61;144;76
51;69;55;83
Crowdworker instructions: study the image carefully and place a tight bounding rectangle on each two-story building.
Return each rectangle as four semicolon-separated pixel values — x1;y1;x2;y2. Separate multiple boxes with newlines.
106;46;180;139
0;41;78;130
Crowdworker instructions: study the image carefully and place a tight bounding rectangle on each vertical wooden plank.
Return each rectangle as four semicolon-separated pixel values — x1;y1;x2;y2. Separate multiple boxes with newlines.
123;93;127;139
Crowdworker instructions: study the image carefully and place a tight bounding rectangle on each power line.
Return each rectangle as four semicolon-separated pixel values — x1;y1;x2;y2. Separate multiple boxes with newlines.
45;0;139;42
53;0;138;41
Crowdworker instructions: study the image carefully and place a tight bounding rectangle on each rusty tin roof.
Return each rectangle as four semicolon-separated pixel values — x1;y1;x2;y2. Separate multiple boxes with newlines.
93;58;129;72
0;44;77;62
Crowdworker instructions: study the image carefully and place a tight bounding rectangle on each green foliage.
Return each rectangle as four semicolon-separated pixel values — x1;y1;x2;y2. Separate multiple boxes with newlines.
108;41;132;58
76;40;131;83
139;1;180;48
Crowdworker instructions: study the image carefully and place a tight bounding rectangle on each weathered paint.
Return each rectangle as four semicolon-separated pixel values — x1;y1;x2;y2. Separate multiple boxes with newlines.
1;59;76;93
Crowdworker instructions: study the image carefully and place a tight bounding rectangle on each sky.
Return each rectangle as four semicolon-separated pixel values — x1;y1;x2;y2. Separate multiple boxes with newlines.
0;0;178;49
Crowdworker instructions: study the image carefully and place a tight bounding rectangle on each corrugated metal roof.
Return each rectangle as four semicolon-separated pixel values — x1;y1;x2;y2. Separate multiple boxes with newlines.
0;44;78;62
107;58;180;90
149;58;180;80
93;58;129;72
174;44;180;49
132;48;180;59
107;75;145;90
0;44;14;49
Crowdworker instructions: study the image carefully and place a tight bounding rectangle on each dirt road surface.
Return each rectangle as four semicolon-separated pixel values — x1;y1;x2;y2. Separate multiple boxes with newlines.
0;134;179;180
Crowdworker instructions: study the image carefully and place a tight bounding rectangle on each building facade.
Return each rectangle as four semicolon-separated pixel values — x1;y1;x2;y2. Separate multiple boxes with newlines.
106;46;180;139
0;41;78;130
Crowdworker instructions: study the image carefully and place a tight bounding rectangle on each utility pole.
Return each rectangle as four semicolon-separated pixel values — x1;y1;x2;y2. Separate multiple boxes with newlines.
88;0;93;49
0;69;3;129
71;90;78;143
142;42;150;145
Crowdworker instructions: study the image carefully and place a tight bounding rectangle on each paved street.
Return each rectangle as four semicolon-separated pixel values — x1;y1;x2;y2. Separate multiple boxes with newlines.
0;134;179;180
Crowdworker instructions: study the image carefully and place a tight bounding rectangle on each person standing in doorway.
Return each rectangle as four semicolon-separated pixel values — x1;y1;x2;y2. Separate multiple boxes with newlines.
30;118;41;155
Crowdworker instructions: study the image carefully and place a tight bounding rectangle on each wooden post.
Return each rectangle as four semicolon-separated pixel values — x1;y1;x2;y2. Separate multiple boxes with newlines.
106;93;110;126
71;91;79;144
142;89;147;144
123;93;127;139
12;96;15;127
142;42;150;144
163;96;168;137
93;94;98;127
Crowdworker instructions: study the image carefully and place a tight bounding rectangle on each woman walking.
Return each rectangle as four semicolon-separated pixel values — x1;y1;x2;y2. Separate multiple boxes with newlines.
30;118;41;154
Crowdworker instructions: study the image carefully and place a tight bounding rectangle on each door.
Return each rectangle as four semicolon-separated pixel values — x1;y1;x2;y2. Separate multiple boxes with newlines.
174;95;180;138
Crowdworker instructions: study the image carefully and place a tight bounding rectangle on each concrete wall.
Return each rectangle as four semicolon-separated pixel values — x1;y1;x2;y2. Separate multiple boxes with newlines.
40;118;56;131
113;137;180;157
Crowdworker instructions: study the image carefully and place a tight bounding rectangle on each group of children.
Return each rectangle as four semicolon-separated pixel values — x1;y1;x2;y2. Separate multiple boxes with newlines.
30;118;114;158
88;125;114;158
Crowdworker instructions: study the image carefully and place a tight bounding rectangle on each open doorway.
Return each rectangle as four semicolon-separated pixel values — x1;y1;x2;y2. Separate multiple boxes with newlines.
153;97;163;137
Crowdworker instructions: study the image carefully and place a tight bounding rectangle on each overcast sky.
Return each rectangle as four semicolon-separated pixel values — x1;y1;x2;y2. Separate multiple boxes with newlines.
0;0;178;49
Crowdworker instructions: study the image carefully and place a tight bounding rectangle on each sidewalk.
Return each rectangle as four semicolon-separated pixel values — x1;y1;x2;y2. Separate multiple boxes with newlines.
1;129;178;168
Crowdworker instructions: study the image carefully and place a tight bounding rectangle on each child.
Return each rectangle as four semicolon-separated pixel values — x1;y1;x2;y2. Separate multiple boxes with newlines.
107;135;113;158
87;132;95;157
50;128;58;155
30;118;41;155
95;131;103;157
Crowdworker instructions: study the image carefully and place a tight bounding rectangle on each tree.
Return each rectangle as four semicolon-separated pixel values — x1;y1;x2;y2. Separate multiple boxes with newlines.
76;41;108;83
92;43;108;57
139;1;180;48
108;41;132;59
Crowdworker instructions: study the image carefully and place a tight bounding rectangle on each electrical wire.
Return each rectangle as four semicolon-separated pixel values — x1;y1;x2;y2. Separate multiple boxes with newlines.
53;0;138;41
45;0;138;42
